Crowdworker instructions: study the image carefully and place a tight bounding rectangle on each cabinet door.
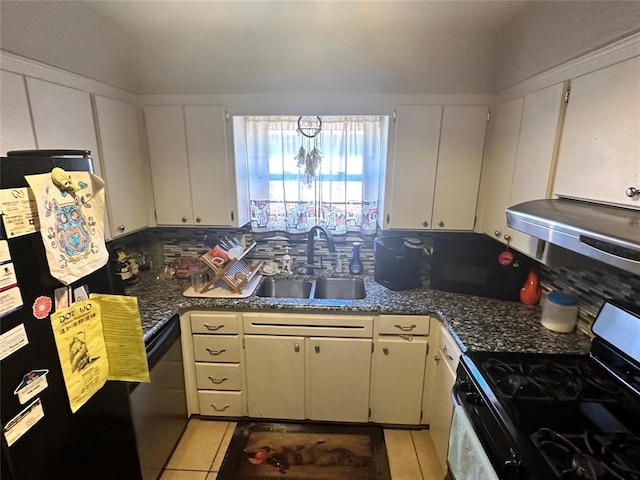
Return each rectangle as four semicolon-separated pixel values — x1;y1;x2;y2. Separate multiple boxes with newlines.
429;347;457;472
94;96;148;237
477;97;524;243
0;70;35;155
185;106;234;226
145;106;194;225
26;77;111;239
306;337;371;422
554;57;640;208
432;106;488;231
385;105;442;229
370;337;427;425
244;335;305;420
508;83;567;256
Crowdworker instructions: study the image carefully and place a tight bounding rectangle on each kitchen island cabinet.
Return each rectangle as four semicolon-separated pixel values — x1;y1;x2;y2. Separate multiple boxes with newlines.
553;56;640;209
144;105;249;227
383;105;487;231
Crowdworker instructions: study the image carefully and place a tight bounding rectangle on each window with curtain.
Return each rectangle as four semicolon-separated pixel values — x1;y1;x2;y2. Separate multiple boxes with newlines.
239;115;387;235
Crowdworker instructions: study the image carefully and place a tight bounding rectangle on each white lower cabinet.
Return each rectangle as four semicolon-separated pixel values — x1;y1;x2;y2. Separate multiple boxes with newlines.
370;337;428;424
244;335;306;420
426;323;462;472
306;337;372;422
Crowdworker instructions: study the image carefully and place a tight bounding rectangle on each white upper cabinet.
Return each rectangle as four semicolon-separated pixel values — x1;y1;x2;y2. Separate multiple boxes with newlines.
383;105;487;230
94;96;149;237
477;97;524;243
25;77;111;239
432;106;488;231
145;105;249;227
144;106;194;225
0;70;36;155
507;82;568;256
554;56;640;209
478;83;567;256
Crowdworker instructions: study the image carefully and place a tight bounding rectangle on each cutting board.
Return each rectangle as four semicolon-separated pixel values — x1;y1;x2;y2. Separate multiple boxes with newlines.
183;273;263;298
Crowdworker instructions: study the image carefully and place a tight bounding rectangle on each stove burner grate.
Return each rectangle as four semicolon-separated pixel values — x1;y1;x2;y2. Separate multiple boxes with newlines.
531;429;640;480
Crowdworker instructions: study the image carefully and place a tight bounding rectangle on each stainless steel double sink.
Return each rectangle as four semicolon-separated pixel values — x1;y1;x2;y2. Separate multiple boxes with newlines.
256;277;366;300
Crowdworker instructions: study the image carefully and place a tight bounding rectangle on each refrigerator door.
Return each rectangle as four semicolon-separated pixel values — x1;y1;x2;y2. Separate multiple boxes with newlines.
1;152;142;480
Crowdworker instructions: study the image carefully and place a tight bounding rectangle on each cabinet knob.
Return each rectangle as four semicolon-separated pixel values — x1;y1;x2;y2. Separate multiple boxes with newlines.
294;343;300;353
422;221;429;228
626;187;640;198
438;221;445;228
314;345;320;353
434;355;441;364
494;230;502;238
181;216;188;223
503;234;511;242
118;225;125;232
196;216;202;223
383;347;389;355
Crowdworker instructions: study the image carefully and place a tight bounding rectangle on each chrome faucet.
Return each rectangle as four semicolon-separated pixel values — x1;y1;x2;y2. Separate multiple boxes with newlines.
307;225;336;273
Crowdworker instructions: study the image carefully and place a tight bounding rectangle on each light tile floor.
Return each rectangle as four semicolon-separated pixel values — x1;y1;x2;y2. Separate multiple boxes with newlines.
160;419;444;480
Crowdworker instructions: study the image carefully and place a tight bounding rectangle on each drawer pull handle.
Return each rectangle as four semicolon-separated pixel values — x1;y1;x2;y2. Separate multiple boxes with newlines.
204;323;224;331
206;348;227;356
442;345;454;361
211;403;231;412
208;376;228;384
394;323;416;332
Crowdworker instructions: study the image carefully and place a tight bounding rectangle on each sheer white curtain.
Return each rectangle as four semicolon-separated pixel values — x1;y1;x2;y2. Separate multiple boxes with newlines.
243;116;384;235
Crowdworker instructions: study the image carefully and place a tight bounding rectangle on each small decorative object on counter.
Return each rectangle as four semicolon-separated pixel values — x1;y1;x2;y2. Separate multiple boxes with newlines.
349;242;364;275
519;267;540;305
541;291;579;333
281;246;293;274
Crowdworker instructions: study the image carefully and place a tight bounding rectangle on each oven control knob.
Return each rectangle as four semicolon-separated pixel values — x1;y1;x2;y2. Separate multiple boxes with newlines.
465;391;484;405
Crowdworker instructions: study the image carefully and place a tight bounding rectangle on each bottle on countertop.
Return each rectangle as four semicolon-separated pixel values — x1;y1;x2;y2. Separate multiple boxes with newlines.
281;246;293;274
349;242;364;275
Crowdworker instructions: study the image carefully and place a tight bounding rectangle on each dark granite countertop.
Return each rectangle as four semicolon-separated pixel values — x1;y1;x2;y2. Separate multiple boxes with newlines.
128;271;592;355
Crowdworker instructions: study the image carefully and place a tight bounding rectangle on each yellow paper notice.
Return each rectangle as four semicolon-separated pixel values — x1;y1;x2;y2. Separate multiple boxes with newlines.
90;294;150;383
50;300;109;413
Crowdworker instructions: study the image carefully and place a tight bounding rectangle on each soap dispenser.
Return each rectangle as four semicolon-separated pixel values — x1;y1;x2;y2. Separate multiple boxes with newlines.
281;246;293;274
349;242;364;275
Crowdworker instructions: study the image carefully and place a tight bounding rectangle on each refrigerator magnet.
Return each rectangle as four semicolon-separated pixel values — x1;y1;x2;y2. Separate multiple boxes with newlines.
3;397;45;447
32;296;52;320
14;369;50;405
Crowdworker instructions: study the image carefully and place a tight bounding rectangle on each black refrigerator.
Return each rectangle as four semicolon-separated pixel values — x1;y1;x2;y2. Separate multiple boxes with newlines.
1;151;142;480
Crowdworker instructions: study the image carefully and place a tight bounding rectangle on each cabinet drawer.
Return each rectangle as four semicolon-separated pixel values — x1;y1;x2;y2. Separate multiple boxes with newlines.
438;324;461;372
198;390;243;416
376;315;430;336
195;363;242;390
193;335;241;362
191;312;239;334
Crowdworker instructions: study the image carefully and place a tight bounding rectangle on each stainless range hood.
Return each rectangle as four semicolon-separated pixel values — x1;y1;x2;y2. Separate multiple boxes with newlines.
506;199;640;275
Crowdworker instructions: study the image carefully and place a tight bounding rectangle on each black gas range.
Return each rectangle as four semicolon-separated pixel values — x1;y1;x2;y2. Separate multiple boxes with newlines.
452;301;640;480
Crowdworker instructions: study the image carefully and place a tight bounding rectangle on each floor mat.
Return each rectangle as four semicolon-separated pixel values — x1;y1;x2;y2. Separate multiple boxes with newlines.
217;421;392;480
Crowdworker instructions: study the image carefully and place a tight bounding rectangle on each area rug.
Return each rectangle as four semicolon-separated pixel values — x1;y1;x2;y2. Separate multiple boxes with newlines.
217;421;392;480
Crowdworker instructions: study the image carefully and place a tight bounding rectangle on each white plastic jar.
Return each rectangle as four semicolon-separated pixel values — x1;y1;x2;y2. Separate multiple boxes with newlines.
541;291;579;333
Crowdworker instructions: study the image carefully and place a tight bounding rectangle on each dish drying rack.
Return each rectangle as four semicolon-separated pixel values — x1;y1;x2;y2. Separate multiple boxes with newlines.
197;242;264;294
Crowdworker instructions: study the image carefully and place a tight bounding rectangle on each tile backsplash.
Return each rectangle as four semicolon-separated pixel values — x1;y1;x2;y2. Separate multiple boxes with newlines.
111;228;639;336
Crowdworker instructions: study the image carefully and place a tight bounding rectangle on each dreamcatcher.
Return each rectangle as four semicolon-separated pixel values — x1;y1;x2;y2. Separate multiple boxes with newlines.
294;116;323;187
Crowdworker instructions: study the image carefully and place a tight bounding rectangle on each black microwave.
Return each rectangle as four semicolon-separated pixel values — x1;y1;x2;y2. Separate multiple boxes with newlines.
429;234;531;301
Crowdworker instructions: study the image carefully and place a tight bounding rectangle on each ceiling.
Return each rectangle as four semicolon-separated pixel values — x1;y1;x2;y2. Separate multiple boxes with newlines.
1;1;639;95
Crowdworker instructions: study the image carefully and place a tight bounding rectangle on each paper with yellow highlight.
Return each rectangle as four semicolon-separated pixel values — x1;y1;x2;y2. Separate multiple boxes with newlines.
50;295;149;413
90;294;149;384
